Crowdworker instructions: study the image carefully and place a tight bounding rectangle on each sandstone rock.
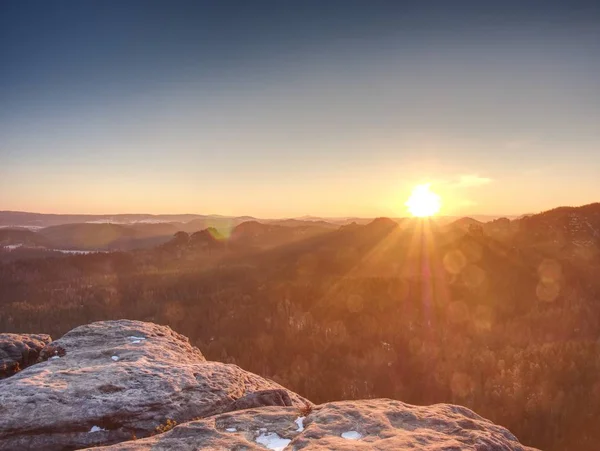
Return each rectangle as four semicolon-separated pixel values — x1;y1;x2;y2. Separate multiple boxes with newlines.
0;320;537;451
231;388;293;411
0;320;308;451
0;333;52;379
91;399;540;450
37;343;67;361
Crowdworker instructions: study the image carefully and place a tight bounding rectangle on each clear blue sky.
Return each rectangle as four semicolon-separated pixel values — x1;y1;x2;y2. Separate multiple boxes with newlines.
1;1;599;217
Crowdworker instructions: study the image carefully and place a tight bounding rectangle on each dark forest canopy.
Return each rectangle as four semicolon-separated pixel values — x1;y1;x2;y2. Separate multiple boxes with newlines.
1;204;600;451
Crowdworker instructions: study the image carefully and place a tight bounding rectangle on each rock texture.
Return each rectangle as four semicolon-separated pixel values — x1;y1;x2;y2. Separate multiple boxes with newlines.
231;389;294;410
0;333;52;379
0;320;307;451
0;320;537;451
92;399;539;450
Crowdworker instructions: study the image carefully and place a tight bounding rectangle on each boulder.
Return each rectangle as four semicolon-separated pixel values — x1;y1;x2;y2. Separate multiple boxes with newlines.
91;399;540;450
0;320;308;451
0;333;52;379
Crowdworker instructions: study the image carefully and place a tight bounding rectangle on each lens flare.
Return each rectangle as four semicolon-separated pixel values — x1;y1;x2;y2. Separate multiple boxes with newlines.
406;184;441;217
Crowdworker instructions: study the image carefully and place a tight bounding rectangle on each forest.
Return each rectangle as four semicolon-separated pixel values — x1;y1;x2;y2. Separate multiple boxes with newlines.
1;205;600;451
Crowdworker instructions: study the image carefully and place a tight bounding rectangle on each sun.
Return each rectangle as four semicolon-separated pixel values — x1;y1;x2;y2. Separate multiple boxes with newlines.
405;184;441;217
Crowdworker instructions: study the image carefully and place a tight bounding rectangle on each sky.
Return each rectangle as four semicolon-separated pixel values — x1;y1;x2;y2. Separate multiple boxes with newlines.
1;0;599;218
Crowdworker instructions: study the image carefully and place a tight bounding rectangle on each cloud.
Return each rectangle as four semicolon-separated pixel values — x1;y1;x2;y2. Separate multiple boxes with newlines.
455;174;493;187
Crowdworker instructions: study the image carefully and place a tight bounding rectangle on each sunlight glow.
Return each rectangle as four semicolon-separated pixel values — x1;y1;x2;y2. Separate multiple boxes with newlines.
406;184;441;217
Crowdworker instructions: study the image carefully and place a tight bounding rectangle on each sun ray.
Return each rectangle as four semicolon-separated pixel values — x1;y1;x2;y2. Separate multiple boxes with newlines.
312;221;403;309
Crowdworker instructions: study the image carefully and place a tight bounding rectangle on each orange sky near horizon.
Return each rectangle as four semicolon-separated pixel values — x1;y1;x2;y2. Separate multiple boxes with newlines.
1;2;599;218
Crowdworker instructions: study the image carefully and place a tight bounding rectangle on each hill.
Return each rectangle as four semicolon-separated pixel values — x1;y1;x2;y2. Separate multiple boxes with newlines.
513;203;600;250
265;218;340;228
0;228;50;247
37;223;181;250
159;221;334;256
229;221;333;248
0;211;202;228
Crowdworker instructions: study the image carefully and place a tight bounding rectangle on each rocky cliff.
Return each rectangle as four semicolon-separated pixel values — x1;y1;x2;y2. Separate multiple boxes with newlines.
0;320;538;450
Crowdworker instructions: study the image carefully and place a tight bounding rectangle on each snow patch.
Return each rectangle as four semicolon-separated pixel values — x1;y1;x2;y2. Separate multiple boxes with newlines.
128;336;146;344
0;225;42;230
341;430;362;440
111;356;119;361
3;244;22;250
50;356;60;360
294;416;305;432
256;432;291;450
86;219;169;224
89;426;107;433
134;219;170;224
225;427;237;432
86;219;118;224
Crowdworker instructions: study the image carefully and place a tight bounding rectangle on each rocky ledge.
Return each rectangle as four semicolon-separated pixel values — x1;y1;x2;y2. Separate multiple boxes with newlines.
0;332;52;378
0;320;538;451
0;320;307;451
93;400;539;451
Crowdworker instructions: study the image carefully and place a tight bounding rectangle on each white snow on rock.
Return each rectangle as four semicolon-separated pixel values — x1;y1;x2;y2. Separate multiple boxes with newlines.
3;244;23;250
50;356;60;360
225;427;237;432
294;416;305;432
341;430;362;440
128;336;146;340
111;356;119;361
131;340;142;344
256;432;291;451
89;426;107;433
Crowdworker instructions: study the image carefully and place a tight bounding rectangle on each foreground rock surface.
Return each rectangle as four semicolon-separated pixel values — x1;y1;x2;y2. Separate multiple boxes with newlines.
0;333;52;379
92;399;539;450
0;320;307;451
0;320;537;450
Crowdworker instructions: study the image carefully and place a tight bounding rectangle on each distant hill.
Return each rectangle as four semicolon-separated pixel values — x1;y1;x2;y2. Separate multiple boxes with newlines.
447;217;484;231
0;228;51;247
2;204;598;260
36;223;183;250
0;211;202;228
265;219;339;228
479;203;600;256
516;203;600;246
230;220;332;248
176;217;253;234
161;220;334;255
0;210;522;232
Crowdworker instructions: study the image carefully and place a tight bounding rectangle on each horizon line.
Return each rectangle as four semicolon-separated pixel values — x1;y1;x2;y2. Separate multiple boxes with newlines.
0;207;567;221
